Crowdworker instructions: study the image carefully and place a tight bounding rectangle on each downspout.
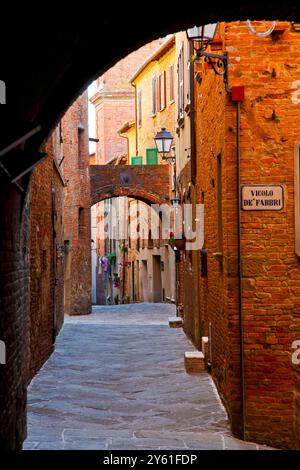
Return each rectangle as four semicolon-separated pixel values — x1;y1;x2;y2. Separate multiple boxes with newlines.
190;51;196;185
131;82;138;156
233;88;246;440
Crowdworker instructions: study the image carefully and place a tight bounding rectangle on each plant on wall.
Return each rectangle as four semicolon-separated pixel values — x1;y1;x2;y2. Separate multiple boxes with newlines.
107;252;117;265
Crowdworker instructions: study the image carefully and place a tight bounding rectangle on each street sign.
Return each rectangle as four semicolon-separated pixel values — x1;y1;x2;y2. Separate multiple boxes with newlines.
241;185;284;211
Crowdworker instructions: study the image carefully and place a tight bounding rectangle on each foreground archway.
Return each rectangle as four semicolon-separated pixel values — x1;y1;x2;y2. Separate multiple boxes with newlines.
1;4;300;450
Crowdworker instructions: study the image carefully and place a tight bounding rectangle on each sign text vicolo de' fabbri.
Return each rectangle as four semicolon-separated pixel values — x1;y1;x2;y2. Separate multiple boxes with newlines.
242;185;284;211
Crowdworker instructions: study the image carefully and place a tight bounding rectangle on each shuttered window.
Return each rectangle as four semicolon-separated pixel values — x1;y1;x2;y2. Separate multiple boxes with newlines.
146;148;158;165
152;75;157;115
187;40;191;105
131;156;143;165
159;71;166;111
169;64;174;102
178;43;184;120
138;90;142;126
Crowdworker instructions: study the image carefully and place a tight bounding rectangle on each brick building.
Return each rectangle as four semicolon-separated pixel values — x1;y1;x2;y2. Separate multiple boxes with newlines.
28;133;65;380
62;92;91;316
28;91;91;381
175;21;300;449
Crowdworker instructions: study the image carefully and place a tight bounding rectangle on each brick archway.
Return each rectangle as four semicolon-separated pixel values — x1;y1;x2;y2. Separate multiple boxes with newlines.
1;3;300;451
90;164;170;207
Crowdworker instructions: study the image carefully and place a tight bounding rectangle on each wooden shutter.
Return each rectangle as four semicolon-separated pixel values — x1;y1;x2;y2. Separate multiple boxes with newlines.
156;75;161;112
187;40;191;104
160;71;166;110
131;156;143;165
146;148;158;165
169;65;174;102
152;75;156;115
138;90;142;126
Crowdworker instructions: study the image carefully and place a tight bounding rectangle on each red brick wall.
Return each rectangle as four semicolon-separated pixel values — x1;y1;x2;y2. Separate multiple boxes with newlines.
63;92;91;315
194;21;300;449
90;164;170;206
178;161;202;348
29;135;65;379
0;174;29;449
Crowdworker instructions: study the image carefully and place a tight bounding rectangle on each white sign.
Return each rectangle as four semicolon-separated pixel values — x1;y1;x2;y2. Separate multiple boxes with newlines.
242;185;284;211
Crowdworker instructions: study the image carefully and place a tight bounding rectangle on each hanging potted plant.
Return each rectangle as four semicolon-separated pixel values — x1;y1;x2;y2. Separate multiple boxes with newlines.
107;252;117;265
167;231;185;250
167;231;175;247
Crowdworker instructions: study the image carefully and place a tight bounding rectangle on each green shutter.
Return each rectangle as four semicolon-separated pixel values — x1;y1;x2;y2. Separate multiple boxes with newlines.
146;148;158;165
131;156;143;165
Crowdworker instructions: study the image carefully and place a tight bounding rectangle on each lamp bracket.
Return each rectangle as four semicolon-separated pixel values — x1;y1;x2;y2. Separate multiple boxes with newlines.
196;50;228;85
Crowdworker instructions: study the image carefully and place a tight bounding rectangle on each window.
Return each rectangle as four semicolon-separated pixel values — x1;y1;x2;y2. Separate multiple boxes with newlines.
187;40;191;105
178;44;184;121
169;64;174;102
295;144;300;255
138;90;142;126
217;154;223;252
152;75;157;115
131;156;143;165
78;207;84;238
146;148;158;165
156;75;161;111
78;125;85;168
159;71;166;111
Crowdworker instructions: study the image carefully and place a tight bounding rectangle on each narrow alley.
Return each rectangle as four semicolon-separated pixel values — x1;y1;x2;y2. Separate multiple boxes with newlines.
24;304;269;450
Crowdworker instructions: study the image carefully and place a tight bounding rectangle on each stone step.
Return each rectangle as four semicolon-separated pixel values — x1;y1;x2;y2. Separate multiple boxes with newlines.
168;317;184;328
184;351;205;373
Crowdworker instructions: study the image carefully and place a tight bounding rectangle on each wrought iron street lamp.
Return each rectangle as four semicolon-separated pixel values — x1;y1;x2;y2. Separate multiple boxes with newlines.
154;127;174;160
186;23;228;85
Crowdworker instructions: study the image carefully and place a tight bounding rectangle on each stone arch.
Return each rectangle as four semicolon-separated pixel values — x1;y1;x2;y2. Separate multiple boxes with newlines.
90;165;170;207
0;5;298;150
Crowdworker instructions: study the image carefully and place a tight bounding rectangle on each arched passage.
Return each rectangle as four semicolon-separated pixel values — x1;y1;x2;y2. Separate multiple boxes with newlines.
1;4;300;451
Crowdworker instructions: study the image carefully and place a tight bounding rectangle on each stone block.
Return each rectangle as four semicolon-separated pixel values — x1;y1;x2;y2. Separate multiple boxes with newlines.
168;317;183;328
184;351;205;373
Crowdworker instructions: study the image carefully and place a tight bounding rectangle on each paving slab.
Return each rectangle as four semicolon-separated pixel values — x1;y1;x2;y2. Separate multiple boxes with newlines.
24;303;272;450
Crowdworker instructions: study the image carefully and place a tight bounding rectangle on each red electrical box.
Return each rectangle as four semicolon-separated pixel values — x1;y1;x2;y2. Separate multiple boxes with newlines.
231;86;245;102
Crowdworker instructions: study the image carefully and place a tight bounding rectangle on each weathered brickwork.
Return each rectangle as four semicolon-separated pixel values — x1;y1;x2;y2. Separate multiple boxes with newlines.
193;21;300;449
63;92;91;315
29;134;65;379
90;164;170;206
0;173;30;449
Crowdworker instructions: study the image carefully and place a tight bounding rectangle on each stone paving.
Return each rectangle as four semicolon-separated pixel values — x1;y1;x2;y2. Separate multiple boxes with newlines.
24;303;272;450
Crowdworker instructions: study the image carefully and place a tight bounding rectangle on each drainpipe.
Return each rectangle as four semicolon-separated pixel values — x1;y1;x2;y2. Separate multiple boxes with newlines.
131;82;138;156
231;85;246;440
189;50;196;185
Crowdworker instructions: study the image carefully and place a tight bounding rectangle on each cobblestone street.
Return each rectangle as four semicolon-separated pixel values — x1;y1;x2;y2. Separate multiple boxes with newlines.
24;304;271;450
